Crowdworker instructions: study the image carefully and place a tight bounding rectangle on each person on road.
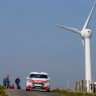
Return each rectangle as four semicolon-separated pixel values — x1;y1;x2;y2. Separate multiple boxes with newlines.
6;75;10;88
15;77;21;89
11;84;15;89
3;77;6;88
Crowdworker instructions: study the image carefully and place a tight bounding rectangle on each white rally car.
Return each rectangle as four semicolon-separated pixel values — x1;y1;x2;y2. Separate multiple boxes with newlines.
26;72;50;91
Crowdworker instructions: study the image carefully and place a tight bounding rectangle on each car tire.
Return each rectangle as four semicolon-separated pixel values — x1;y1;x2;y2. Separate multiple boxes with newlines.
47;88;50;92
26;89;30;91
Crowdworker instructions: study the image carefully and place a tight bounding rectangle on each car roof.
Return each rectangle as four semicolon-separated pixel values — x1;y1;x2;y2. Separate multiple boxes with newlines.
30;72;48;75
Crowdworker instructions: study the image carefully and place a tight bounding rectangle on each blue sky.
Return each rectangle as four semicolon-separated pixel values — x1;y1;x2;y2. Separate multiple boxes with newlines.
0;0;96;89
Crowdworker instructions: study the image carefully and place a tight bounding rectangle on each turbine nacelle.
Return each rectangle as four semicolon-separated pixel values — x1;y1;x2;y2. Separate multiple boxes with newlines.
81;29;92;38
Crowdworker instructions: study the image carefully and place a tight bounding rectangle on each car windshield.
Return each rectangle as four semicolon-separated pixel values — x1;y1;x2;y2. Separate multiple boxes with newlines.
29;74;48;79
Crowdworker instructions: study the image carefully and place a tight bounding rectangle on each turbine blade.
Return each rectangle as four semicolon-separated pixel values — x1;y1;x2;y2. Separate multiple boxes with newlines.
57;24;81;34
83;1;96;30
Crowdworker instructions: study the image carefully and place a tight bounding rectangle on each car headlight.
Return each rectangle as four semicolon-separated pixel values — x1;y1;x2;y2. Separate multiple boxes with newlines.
27;80;33;86
44;82;49;86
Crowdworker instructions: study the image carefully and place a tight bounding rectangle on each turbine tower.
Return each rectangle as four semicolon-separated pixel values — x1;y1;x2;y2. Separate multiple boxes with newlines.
57;1;96;92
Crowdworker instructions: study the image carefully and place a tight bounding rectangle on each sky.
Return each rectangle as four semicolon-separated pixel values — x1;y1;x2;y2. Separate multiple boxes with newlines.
0;0;96;90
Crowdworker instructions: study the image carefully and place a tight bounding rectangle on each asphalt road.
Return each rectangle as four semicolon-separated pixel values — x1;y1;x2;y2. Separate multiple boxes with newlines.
5;89;64;96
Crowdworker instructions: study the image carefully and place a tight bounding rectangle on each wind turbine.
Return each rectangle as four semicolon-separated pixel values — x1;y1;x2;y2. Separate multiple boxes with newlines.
57;1;96;92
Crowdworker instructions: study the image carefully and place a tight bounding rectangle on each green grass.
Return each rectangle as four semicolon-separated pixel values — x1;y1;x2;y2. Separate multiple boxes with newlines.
0;85;7;96
53;88;96;96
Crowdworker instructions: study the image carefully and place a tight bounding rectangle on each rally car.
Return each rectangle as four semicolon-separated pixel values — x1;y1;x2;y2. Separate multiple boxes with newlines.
26;72;50;91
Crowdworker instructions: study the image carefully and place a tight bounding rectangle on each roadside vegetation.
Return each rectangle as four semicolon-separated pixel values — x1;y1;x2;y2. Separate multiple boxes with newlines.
0;86;7;96
53;88;96;96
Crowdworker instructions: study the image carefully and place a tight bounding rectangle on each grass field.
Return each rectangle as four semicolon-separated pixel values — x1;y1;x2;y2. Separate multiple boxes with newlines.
53;88;96;96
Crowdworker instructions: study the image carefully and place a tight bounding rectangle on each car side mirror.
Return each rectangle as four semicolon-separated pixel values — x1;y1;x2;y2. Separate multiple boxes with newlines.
48;77;51;80
26;77;29;80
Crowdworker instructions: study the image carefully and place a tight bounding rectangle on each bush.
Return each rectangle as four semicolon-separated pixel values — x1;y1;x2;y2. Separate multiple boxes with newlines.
0;86;7;96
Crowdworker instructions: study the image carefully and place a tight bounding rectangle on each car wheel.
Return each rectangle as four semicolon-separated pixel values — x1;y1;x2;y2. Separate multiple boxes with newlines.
26;89;30;91
47;88;50;92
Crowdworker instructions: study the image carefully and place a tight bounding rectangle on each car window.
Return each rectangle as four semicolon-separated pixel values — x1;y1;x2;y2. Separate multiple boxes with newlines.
40;75;48;78
29;74;48;78
30;74;37;78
